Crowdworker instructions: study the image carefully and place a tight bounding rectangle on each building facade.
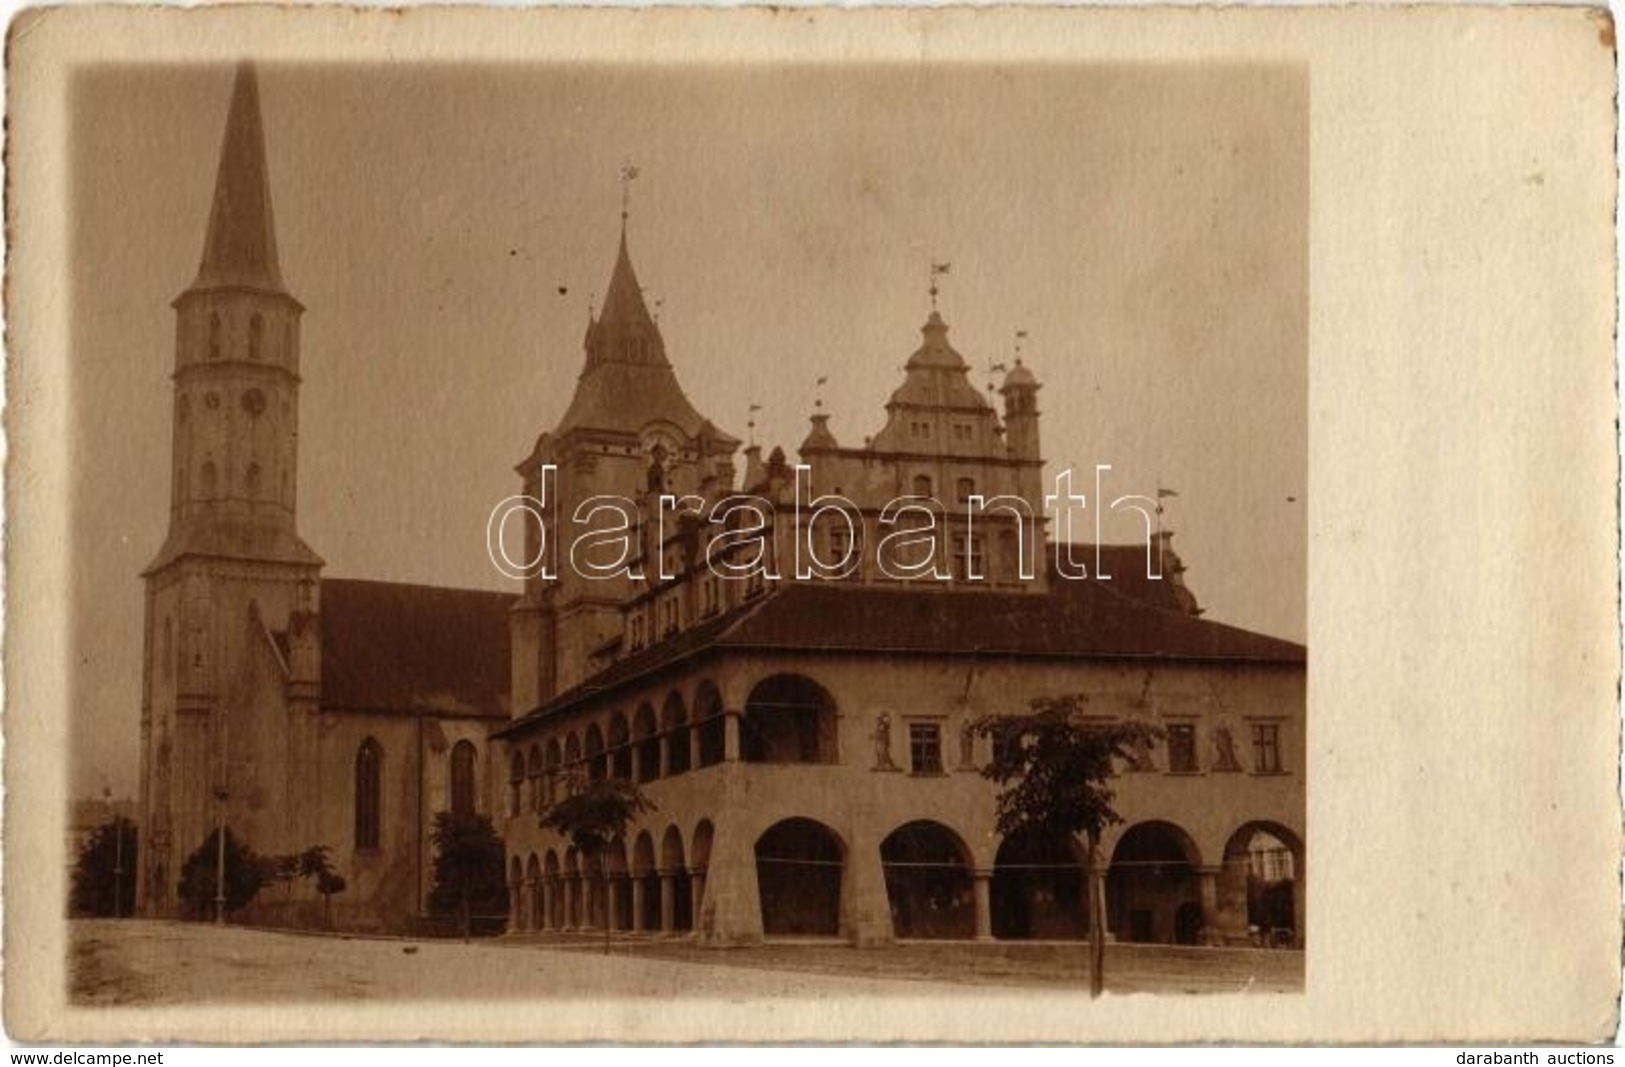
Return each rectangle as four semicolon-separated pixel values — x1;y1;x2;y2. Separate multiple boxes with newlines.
496;227;1307;948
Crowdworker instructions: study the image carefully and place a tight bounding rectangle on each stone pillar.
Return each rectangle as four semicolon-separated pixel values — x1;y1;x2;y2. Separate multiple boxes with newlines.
630;745;643;785
845;839;895;946
694;824;765;947
659;871;677;934
541;878;556;933
723;711;741;762
1292;864;1306;949
1198;866;1222;946
689;725;703;770
657;735;670;778
972;870;993;942
632;877;647;933
508;878;522;933
690;867;708;922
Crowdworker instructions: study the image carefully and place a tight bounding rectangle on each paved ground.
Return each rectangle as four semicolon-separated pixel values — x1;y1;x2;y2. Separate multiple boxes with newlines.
69;920;1302;1006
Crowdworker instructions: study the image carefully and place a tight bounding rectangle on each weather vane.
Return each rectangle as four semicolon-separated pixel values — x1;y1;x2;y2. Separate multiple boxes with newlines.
814;375;828;411
929;261;951;310
748;402;763;446
619;161;640;227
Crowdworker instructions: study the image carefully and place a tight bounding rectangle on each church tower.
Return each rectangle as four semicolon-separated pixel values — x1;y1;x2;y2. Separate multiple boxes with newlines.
511;223;738;709
137;64;323;915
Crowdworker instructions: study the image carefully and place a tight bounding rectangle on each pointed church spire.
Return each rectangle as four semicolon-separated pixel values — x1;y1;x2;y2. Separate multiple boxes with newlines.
192;62;286;294
597;230;660;343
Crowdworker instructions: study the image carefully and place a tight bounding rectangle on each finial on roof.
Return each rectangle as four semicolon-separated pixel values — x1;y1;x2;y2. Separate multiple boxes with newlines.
928;260;951;311
619;161;640;234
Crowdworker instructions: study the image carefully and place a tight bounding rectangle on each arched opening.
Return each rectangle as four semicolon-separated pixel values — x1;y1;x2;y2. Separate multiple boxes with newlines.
564;732;581;791
354;738;382;851
527;744;544;813
524;853;542;932
507;750;524;817
992;827;1085;939
449;740;477;817
584;724;606;782
1222;822;1303;948
755;818;844;937
564;848;582;929
248;312;264;360
633;832;659;933
1108;821;1203;945
691;819;715;921
663;691;693;775
661;826;692;933
608;712;632;781
633;703;660;783
544;851;562;929
881;821;976;939
694;683;724;767
742;675;837;764
544;739;562;808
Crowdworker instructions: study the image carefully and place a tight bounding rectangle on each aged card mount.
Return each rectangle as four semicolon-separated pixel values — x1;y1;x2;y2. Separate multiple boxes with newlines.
5;4;1618;1045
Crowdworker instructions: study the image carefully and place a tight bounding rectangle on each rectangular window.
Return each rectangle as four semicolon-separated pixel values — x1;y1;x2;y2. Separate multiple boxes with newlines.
1167;724;1197;772
908;722;943;775
1251;723;1282;773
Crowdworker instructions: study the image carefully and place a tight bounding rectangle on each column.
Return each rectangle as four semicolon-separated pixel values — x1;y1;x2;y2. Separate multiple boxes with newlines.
630;745;643;785
659;871;677;934
1198;866;1222;947
689;867;708;924
657;735;670;778
541;877;556;933
723;711;741;762
689;725;703;769
508;877;522;933
631;877;647;933
972;870;993;942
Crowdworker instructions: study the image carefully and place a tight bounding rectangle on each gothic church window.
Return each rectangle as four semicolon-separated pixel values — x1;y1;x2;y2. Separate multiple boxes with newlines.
245;463;262;498
248;314;264;360
208;313;222;360
450;740;477;817
355;738;383;850
200;461;218;498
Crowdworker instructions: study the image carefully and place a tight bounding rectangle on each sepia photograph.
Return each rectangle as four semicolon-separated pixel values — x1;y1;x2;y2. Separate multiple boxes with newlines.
6;4;1618;1048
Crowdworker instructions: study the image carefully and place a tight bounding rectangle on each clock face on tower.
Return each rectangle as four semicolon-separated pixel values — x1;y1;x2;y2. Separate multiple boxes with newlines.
641;429;679;465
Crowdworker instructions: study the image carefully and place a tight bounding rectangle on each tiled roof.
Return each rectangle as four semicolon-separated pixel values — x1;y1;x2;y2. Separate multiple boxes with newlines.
319;578;515;719
497;570;1303;736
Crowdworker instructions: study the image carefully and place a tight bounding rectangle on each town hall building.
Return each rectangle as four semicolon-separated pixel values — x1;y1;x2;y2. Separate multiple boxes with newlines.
135;64;1306;948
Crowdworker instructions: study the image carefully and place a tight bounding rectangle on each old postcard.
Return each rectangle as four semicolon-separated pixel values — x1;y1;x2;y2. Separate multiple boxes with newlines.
4;4;1618;1045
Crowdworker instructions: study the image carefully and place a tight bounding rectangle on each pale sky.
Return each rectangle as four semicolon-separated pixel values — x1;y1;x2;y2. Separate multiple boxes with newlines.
70;62;1306;798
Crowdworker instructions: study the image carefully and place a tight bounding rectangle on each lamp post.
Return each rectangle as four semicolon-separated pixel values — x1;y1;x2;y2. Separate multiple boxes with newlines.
213;785;229;924
103;786;124;919
213;713;230;925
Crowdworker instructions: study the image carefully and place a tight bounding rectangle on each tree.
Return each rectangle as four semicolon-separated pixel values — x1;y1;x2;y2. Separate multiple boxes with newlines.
974;695;1163;997
428;812;508;940
70;818;138;918
292;846;348;929
539;776;653;952
176;827;271;920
